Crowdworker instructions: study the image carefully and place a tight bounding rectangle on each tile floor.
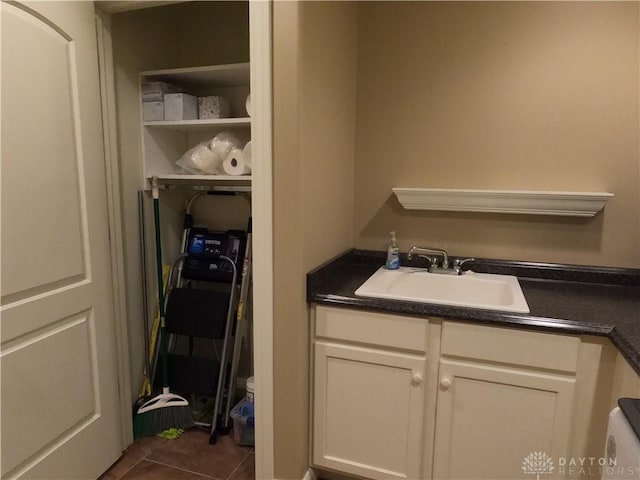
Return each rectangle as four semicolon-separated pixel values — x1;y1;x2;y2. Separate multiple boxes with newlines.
99;427;254;480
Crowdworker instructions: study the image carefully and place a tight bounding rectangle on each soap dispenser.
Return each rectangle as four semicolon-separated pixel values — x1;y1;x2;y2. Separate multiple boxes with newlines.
385;231;400;270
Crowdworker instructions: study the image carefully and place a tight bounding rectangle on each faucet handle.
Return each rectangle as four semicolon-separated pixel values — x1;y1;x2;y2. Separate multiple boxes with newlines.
416;254;438;269
453;258;476;274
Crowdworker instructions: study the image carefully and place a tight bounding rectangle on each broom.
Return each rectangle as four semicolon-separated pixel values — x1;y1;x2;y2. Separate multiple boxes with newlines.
133;177;194;437
136;265;168;401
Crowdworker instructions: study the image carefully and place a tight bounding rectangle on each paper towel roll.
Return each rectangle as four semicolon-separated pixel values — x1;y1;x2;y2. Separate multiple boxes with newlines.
222;148;251;176
245;94;251;117
243;141;252;169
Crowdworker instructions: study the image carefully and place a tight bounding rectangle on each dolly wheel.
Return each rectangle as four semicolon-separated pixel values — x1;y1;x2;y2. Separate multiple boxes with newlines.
209;432;217;445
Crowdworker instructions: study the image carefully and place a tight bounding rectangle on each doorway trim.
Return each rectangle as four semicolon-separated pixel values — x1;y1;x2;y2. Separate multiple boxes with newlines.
95;9;133;449
249;2;275;479
94;3;276;478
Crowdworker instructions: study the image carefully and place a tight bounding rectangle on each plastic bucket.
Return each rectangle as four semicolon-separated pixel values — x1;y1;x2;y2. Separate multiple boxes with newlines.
246;376;254;403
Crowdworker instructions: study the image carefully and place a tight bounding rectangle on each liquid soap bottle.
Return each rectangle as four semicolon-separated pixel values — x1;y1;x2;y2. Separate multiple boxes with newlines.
385;231;400;270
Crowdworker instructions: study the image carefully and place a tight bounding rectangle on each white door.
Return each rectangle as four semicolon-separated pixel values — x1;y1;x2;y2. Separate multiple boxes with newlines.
1;2;122;478
313;341;426;480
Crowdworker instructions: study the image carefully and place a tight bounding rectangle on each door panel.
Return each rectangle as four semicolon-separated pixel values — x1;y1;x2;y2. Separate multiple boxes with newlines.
1;1;87;300
1;2;122;478
2;313;96;470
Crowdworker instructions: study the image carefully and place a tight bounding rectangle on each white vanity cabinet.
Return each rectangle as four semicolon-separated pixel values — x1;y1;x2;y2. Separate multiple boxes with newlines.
433;322;579;480
311;307;586;480
311;306;430;480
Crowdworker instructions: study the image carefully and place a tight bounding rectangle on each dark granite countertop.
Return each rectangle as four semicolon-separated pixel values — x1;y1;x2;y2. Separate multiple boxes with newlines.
307;249;640;374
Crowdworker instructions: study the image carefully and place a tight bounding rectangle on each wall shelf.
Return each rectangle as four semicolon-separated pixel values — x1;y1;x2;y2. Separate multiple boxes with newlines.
392;188;614;217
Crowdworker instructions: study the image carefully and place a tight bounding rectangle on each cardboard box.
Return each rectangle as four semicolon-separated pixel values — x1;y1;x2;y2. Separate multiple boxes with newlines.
163;93;198;121
142;101;164;121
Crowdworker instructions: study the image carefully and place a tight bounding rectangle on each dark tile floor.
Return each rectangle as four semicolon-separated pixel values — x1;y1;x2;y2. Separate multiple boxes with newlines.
99;428;254;480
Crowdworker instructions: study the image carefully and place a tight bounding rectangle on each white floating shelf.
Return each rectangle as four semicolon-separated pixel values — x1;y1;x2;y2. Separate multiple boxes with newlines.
392;188;614;217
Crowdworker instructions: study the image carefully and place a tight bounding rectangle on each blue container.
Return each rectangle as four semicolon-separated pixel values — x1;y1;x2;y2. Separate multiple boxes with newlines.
230;399;254;446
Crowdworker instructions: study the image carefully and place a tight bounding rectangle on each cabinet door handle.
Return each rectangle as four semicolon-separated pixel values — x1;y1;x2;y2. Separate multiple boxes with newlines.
440;377;452;390
411;372;423;386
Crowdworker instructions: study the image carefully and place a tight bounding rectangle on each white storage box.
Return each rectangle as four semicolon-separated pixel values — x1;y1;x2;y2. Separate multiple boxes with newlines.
198;96;230;119
164;93;198;121
141;81;180;102
142;101;164;121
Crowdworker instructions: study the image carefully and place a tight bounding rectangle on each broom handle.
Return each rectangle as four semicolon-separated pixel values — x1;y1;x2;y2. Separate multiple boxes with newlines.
151;178;169;389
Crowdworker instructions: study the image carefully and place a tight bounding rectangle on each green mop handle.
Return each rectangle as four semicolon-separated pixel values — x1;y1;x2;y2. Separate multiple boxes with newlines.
151;177;169;389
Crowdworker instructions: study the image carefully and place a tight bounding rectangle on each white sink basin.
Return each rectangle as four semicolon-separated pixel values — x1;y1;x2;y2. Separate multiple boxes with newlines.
355;266;530;313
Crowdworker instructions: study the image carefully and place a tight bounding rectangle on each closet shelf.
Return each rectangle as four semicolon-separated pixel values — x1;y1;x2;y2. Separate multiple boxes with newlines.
144;118;251;131
141;63;250;88
392;188;614;217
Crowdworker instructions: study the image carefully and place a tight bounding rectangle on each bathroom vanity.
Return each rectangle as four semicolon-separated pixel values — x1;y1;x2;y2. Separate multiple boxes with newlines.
307;250;640;480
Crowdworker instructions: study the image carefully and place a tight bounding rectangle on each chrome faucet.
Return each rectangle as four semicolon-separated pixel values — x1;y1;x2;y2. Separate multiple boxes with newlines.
407;246;450;271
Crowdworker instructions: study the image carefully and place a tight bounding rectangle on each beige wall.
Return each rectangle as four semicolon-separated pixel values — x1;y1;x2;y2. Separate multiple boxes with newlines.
610;351;640;409
273;1;358;478
112;6;181;404
272;4;638;476
354;1;640;268
300;3;358;271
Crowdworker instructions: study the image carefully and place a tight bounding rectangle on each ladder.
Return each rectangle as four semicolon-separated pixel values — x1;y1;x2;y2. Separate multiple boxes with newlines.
154;191;252;444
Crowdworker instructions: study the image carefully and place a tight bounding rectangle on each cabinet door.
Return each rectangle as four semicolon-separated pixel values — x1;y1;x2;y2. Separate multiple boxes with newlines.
313;341;426;480
433;359;575;480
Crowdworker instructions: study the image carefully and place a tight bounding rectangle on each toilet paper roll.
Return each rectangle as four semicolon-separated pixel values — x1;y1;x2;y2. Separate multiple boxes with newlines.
245;93;251;117
209;131;241;160
243;141;252;169
222;148;251;176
